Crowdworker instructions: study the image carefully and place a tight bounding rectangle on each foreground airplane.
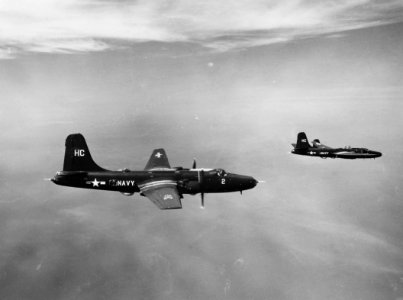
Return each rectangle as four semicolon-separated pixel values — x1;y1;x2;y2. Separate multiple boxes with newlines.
291;132;382;159
51;134;258;209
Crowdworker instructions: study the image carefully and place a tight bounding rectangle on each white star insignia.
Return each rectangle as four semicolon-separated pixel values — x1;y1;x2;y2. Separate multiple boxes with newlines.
91;178;100;187
155;152;163;158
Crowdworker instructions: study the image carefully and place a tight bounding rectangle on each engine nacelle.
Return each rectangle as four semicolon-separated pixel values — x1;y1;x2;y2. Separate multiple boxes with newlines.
177;180;201;194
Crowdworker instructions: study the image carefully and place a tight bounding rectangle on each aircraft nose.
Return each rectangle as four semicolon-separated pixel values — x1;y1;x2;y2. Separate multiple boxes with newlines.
372;151;382;158
242;176;258;190
51;174;61;184
227;174;256;191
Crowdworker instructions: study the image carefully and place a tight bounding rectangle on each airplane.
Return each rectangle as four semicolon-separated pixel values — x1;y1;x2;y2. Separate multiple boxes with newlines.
51;134;258;209
291;132;382;159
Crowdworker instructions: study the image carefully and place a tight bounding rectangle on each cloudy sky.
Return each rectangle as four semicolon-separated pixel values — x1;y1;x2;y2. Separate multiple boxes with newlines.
1;1;403;299
2;0;403;57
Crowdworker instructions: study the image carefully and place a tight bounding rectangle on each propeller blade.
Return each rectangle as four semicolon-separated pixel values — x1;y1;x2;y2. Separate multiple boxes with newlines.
192;158;196;169
198;169;204;184
199;169;204;208
43;178;54;181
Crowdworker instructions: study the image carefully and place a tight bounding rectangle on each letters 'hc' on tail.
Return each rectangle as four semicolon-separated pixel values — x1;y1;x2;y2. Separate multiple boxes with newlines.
63;133;105;172
295;132;311;149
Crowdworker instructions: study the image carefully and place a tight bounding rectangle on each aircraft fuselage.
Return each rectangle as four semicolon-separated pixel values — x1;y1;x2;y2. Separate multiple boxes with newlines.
52;169;257;195
292;147;382;159
51;133;258;209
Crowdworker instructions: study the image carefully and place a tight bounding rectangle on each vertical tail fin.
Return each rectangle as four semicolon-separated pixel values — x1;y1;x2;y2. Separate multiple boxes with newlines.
295;132;311;149
63;134;106;171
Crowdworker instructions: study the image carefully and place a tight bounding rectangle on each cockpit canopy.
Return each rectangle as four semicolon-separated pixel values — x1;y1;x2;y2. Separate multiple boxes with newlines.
345;147;369;153
353;148;368;154
216;169;227;177
206;169;227;177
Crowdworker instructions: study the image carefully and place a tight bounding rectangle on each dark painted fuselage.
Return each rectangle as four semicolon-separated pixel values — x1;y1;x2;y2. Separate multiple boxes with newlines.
291;132;382;159
291;147;382;159
52;133;258;209
52;168;257;195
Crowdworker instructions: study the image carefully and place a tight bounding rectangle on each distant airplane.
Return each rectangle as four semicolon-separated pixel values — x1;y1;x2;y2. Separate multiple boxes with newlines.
291;132;382;159
51;134;258;209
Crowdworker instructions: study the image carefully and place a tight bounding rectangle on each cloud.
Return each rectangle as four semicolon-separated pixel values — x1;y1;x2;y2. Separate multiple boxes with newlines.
1;0;403;56
0;47;15;59
25;39;111;53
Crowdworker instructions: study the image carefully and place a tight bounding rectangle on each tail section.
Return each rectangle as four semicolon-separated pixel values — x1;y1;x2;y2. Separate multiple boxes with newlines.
295;132;311;149
63;134;106;171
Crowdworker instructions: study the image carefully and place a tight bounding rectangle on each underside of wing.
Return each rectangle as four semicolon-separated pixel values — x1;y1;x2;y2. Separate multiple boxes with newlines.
139;180;182;209
144;149;171;170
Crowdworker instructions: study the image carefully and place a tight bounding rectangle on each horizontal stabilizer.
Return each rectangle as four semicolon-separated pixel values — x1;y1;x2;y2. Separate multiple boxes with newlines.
144;149;171;170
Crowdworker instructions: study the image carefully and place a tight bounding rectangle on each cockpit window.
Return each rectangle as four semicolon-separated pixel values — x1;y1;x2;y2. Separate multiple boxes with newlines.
352;148;368;153
216;169;227;177
206;169;227;176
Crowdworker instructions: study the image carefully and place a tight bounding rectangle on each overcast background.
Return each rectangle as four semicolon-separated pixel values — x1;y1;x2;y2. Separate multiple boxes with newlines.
1;1;403;299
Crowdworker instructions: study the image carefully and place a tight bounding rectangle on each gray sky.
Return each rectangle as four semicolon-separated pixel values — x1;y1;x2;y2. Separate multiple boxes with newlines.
1;1;403;299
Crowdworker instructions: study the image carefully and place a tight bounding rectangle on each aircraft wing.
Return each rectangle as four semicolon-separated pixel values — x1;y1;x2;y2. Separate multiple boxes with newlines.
333;151;357;158
139;180;182;209
144;149;171;170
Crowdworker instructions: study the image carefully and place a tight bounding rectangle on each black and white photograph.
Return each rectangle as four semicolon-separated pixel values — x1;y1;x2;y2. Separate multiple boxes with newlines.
1;1;403;299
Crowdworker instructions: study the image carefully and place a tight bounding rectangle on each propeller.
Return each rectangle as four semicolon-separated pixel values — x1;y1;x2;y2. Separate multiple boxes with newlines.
198;169;205;208
43;177;54;182
192;158;197;169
